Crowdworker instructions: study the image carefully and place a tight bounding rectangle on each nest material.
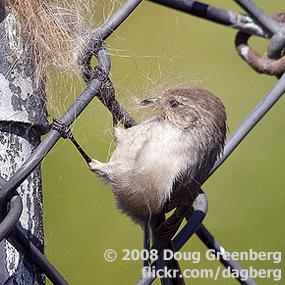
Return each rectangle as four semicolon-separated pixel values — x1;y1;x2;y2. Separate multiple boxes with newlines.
4;0;89;81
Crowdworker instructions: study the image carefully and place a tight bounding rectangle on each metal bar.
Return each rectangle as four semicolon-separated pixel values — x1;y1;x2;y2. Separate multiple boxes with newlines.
8;227;69;285
196;225;257;285
97;0;143;40
150;0;268;37
234;0;279;36
0;196;22;242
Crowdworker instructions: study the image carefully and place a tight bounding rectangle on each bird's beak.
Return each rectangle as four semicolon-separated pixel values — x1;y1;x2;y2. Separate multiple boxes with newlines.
140;97;158;106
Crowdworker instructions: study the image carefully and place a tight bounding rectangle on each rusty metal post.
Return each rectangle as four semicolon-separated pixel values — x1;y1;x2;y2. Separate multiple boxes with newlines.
0;2;48;284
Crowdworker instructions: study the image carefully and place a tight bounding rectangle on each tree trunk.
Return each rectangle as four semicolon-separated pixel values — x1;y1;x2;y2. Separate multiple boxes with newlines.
0;2;48;284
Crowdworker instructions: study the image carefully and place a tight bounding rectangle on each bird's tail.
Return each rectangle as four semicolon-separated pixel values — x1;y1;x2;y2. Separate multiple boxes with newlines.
150;214;186;285
156;243;185;285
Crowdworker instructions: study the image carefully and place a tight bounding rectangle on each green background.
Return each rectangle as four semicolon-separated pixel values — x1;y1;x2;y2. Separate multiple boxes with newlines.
44;1;284;284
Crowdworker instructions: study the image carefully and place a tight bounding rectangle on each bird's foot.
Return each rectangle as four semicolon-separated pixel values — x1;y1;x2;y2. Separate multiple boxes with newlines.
51;119;72;139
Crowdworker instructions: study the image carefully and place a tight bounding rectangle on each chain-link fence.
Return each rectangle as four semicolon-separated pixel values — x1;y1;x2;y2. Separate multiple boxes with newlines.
0;0;284;284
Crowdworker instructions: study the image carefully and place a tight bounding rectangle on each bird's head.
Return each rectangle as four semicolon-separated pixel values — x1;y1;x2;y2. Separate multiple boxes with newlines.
140;85;226;130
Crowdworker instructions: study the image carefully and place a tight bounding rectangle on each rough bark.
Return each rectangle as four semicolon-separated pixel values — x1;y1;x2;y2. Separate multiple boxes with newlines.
0;2;48;284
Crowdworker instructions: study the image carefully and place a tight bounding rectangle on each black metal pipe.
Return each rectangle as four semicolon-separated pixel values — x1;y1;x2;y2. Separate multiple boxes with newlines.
150;0;268;37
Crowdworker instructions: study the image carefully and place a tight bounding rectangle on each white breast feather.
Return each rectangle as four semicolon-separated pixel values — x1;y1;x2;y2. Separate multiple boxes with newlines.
109;119;198;221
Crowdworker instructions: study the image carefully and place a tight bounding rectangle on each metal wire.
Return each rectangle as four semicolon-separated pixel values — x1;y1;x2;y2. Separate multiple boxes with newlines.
0;58;107;204
268;24;285;59
210;71;285;176
0;176;69;284
0;195;22;242
172;193;208;250
7;226;69;285
196;225;257;285
233;0;279;35
97;0;143;40
150;0;269;37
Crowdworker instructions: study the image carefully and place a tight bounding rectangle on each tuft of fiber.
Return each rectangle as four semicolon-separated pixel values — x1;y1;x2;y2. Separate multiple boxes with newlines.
4;0;92;83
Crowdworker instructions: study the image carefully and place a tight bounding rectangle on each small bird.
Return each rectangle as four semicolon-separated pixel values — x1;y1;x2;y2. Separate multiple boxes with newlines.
88;85;227;284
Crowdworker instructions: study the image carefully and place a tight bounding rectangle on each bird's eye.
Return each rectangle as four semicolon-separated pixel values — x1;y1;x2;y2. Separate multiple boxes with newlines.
168;99;183;108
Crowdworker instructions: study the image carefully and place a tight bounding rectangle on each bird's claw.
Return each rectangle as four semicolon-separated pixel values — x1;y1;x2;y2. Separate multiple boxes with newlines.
51;119;72;139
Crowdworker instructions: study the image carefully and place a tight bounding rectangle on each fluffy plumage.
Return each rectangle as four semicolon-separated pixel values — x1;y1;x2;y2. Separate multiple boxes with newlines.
89;85;227;285
89;85;226;224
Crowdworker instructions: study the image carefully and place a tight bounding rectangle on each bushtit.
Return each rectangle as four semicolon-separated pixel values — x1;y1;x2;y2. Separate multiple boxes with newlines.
87;85;227;284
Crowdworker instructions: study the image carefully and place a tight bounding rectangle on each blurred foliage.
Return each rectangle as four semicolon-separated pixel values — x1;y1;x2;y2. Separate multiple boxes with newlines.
44;1;284;284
